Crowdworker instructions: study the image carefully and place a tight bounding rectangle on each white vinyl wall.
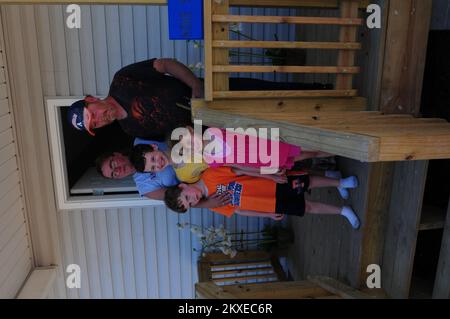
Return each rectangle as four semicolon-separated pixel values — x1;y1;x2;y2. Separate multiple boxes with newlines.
0;12;33;298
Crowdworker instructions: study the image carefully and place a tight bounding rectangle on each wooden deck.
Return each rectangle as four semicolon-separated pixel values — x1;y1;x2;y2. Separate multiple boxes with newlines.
286;158;450;298
191;0;447;299
286;157;369;288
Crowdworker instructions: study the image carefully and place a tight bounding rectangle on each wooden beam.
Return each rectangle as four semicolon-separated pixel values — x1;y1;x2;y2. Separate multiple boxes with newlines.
358;162;394;293
192;97;367;113
197;259;213;282
212;0;229;98
212;15;363;25
213;65;360;74
336;0;360;89
220;281;331;299
213;89;358;99
307;276;374;299
379;0;433;115
363;0;389;111
191;105;380;162
378;134;450;161
196;282;236;299
229;0;370;8
203;0;214;101
213;40;362;50
382;161;428;298
196;280;333;299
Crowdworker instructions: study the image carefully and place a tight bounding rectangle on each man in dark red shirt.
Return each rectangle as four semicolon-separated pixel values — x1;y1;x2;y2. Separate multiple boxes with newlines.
68;58;330;141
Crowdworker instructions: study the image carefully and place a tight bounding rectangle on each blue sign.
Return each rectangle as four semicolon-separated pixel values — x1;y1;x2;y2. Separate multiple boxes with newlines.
168;0;204;40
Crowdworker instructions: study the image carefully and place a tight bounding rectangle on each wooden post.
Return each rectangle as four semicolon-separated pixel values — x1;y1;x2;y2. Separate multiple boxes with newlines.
359;162;394;294
204;0;214;101
336;0;360;90
379;0;433;115
212;0;229;98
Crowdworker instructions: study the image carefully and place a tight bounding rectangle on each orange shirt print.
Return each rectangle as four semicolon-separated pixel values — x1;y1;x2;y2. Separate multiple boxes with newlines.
202;167;277;217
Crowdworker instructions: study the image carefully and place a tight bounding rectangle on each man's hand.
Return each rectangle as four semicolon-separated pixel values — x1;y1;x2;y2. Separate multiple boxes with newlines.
191;81;204;98
194;192;232;209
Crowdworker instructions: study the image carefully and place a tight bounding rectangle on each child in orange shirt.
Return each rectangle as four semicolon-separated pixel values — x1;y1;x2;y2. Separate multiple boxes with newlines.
164;167;360;229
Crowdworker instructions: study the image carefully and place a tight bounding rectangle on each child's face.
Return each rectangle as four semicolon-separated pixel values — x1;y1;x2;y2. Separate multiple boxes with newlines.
178;184;203;210
143;149;170;172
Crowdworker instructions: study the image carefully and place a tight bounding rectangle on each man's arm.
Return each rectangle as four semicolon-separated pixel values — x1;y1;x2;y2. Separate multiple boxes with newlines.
153;58;204;98
235;209;284;221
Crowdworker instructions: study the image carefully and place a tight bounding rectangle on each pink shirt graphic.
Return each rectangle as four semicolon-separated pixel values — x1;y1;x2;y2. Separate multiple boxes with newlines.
202;128;301;170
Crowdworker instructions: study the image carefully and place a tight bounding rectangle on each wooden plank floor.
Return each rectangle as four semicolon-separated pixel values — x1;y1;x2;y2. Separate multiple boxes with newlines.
286;157;369;288
287;159;432;297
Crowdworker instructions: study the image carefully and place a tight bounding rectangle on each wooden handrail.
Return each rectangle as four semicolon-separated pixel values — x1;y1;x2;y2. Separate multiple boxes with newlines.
213;90;358;99
212;14;363;25
213;40;362;50
212;65;360;74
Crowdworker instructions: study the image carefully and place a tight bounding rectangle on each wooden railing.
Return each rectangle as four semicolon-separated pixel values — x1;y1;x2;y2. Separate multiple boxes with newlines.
203;0;363;101
196;0;450;162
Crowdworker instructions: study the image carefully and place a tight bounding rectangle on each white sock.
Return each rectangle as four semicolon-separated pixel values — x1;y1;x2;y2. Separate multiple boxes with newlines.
325;170;349;200
340;176;358;189
340;206;360;230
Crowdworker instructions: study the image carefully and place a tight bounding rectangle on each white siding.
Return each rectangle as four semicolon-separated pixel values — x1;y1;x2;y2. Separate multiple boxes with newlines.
58;207;278;298
0;12;33;298
3;4;290;299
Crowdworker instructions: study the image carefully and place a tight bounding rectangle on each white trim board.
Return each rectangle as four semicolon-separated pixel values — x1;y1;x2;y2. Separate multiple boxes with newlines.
16;267;58;299
45;97;163;210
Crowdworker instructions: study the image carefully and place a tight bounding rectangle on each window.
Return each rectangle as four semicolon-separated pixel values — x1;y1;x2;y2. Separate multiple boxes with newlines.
46;97;162;209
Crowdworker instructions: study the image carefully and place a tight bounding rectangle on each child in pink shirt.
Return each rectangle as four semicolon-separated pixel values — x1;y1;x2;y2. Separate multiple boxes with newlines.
169;125;333;184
